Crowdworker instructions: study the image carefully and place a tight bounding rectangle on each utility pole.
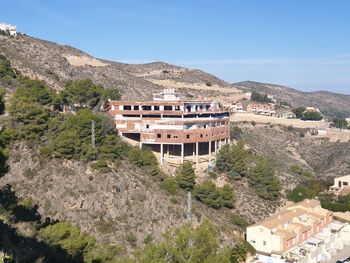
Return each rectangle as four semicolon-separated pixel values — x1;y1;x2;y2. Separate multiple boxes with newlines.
91;120;96;160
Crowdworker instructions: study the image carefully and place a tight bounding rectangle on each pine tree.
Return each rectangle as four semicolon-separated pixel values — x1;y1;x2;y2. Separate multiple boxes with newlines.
175;161;196;191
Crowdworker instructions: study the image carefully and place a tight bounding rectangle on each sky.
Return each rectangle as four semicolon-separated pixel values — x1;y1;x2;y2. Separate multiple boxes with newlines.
1;0;350;94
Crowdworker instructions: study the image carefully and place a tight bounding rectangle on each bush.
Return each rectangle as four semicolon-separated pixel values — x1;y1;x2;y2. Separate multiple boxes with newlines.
90;159;110;173
230;214;248;228
250;91;272;103
161;177;179;196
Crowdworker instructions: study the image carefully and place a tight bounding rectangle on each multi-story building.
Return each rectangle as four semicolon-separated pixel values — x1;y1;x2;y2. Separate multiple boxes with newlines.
108;89;230;166
246;199;334;256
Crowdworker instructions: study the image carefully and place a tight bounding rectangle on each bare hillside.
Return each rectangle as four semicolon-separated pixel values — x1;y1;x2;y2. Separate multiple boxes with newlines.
234;81;350;117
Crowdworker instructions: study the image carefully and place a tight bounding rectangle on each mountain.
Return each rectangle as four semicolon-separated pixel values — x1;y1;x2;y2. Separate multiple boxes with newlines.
233;81;350;117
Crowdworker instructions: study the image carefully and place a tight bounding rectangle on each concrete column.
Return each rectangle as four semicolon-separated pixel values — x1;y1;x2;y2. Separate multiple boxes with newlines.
166;144;169;157
181;143;184;164
208;141;212;162
160;143;164;165
196;142;199;168
214;140;218;155
139;142;143;149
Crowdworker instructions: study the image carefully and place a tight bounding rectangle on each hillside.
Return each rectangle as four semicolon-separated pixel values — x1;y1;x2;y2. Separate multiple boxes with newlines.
2;33;350;261
233;81;350;117
0;34;238;101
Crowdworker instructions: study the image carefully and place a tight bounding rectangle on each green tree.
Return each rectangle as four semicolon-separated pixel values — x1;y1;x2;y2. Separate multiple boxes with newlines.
332;118;348;130
220;184;235;208
59;79;120;110
302;111;323;121
194;181;223;209
137;220;231;263
175;161;196;191
292;107;306;119
250;91;272;103
0;55;15;78
216;141;247;178
249;157;281;200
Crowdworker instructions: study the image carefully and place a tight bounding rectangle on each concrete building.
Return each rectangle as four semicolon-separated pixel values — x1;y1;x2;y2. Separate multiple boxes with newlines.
108;89;230;166
246;199;334;257
329;175;350;195
0;23;17;36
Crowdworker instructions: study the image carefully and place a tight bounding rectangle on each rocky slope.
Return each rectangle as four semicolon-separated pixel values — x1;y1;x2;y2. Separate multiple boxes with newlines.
234;81;350;117
0;143;239;252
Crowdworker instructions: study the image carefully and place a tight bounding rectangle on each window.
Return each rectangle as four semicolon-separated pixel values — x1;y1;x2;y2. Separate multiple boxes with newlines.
164;106;173;111
134;105;139;110
167;134;171;138
200;134;203;138
263;241;267;246
186;135;190;139
175;106;181;111
154;105;160;110
344;182;349;186
146;124;150;129
123;105;132;110
157;134;161;138
250;240;256;244
142;105;152;110
174;135;178;138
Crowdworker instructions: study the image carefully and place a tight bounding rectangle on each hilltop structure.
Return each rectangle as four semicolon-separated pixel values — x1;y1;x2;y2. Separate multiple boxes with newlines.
0;23;17;36
108;89;230;166
329;175;350;195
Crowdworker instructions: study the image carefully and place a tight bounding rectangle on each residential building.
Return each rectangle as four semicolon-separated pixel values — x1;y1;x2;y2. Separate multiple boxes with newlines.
0;23;17;36
246;199;333;256
108;89;230;166
247;103;276;116
329;175;350;195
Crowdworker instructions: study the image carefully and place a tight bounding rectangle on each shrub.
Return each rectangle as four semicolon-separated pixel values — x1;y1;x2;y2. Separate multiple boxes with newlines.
90;159;110;173
230;214;249;228
161;177;179;196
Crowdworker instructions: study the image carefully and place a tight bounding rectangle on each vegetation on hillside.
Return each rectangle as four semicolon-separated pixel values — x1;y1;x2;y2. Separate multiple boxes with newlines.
215;141;281;200
287;178;350;212
292;107;323;121
250;91;272;103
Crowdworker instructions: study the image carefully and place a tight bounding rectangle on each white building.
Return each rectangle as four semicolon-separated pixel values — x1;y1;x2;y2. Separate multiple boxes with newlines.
0;23;17;36
329;175;350;195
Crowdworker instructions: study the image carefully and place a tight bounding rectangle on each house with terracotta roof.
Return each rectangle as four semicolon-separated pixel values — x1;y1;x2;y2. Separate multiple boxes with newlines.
246;199;333;256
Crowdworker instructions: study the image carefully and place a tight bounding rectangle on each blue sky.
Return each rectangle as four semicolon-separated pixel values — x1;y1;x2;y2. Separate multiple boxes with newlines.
1;0;350;94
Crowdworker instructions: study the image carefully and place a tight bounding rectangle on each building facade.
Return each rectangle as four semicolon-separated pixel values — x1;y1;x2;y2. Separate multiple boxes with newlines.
329;175;350;195
246;199;334;256
108;89;230;166
0;23;17;36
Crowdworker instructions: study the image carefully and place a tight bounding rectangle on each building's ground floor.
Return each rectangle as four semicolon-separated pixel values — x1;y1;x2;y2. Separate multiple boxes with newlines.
121;132;229;167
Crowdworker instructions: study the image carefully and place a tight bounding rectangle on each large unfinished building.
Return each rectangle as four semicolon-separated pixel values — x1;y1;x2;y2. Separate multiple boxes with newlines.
108;89;230;166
